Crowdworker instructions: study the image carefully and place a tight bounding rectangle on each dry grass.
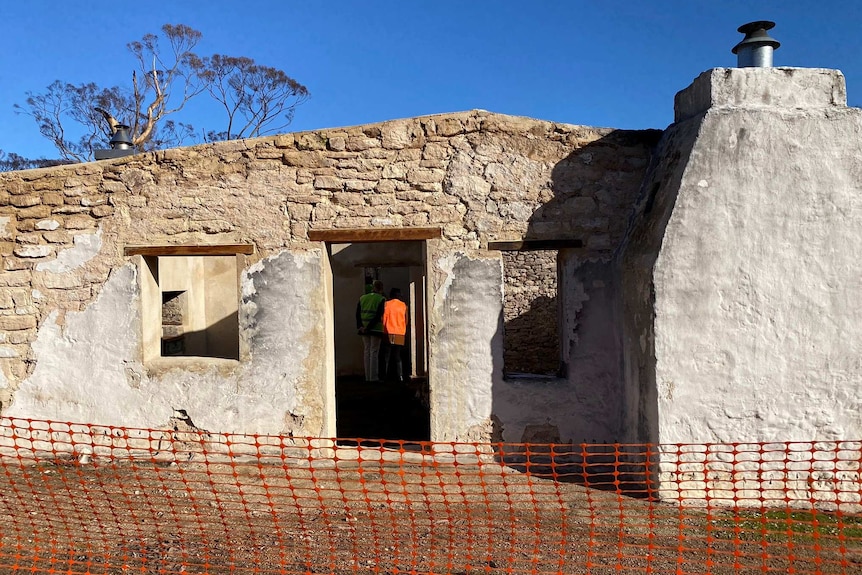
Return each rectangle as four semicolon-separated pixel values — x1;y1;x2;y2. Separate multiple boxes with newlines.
1;455;860;575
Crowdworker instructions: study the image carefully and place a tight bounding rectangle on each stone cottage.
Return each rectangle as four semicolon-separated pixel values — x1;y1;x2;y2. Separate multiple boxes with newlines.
0;65;861;467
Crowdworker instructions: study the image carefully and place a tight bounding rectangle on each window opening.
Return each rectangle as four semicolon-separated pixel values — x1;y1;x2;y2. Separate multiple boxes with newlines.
502;250;562;377
140;254;240;362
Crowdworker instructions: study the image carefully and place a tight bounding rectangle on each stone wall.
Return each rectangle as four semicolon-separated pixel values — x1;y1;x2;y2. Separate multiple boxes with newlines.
0;110;656;439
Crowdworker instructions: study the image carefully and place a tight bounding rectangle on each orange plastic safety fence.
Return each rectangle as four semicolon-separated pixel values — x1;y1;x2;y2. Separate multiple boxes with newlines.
1;419;860;575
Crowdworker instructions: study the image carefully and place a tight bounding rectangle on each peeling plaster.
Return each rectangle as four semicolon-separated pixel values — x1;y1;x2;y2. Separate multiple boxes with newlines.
6;264;142;424
429;252;502;441
36;227;102;273
7;251;328;436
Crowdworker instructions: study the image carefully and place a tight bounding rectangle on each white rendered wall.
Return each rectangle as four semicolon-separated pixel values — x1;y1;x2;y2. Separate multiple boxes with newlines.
4;251;330;437
651;69;862;444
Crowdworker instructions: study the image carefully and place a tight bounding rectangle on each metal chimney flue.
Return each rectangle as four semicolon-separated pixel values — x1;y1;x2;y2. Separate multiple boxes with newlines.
109;125;133;150
732;21;780;67
94;124;136;160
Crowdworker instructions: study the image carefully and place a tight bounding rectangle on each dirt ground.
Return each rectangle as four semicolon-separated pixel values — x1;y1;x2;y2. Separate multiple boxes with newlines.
1;455;860;575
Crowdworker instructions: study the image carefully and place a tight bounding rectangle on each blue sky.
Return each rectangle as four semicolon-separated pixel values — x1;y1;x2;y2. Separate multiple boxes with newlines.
1;1;861;159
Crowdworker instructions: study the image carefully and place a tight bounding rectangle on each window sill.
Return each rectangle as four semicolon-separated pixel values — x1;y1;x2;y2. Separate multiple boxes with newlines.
146;356;241;377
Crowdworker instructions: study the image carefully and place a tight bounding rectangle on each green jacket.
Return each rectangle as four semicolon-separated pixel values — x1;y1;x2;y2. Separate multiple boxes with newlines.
356;292;386;334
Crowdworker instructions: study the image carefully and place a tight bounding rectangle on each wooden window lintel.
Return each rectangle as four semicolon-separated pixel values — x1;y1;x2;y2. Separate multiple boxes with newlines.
124;244;254;257
488;239;584;251
307;227;442;243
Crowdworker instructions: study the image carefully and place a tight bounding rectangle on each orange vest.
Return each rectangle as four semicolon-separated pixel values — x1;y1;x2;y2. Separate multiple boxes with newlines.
382;299;408;336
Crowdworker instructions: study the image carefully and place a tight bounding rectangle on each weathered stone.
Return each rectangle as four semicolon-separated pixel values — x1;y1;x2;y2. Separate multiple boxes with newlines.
273;134;294;148
381;122;418;149
16;205;52;219
5;329;36;344
419;159;447;169
314;176;342;190
0;107;660;450
0;216;14;240
375;180;397;194
346;137;380;152
14;232;41;245
344;179;376;192
3;258;32;272
366;194;396;207
254;147;285;160
336;167;380;181
33;270;83;289
406;168;444;185
35;219;60;231
9;195;41;208
290;222;308;239
0;270;31;286
81;196;106;207
396;149;422;162
437;118;463;137
64;215;95;229
283;151;331;168
402;212;430;226
332;192;365;206
53;205;88;214
287;204;313;220
42;193;64;206
295;133;327;151
382;163;410;179
41;230;71;244
101;181;128;194
413;182;443;193
0;315;36;331
14;245;53;258
91;205;114;217
327;136;346;151
198;220;233;234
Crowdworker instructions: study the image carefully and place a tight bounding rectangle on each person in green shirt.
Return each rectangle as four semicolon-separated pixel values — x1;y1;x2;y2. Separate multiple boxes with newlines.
355;280;386;383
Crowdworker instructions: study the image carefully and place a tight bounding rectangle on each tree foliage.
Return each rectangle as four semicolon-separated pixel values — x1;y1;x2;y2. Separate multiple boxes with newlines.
13;24;308;163
0;149;71;172
200;54;309;141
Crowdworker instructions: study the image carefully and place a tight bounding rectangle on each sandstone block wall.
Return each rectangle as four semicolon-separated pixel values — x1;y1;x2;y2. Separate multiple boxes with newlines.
0;109;656;440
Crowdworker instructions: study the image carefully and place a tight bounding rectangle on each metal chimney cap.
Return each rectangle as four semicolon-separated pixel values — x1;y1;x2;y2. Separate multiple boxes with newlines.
109;125;133;150
732;20;781;54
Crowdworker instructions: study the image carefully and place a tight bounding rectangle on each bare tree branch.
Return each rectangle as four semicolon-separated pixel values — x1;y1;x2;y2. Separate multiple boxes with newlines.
12;23;309;162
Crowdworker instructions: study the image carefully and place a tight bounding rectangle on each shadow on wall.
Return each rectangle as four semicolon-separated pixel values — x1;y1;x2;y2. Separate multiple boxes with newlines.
489;128;671;494
502;294;560;376
160;312;239;360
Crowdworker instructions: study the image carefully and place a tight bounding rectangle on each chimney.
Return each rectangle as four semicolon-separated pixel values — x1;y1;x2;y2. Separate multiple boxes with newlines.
94;124;136;160
732;21;780;68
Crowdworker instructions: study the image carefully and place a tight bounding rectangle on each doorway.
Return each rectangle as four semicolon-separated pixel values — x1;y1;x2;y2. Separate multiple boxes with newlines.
327;240;429;442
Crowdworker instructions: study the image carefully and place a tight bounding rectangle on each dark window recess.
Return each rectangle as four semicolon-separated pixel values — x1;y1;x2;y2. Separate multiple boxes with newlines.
161;291;187;356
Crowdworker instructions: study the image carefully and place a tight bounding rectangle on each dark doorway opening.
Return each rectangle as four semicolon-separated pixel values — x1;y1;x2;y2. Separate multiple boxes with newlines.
328;241;430;443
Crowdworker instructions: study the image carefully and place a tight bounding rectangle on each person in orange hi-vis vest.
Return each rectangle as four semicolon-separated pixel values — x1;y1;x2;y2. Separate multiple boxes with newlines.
381;287;408;383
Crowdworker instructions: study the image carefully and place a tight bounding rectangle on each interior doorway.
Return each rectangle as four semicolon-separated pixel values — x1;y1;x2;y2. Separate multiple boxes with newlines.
328;240;429;442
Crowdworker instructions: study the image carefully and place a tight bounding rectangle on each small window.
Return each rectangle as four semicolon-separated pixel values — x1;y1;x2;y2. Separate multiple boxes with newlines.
129;246;252;363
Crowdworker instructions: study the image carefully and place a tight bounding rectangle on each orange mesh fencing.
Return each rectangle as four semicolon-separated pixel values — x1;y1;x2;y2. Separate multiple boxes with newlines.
1;418;861;574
